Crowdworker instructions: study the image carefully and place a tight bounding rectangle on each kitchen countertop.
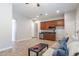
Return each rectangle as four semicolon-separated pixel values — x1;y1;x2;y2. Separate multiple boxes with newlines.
39;32;56;34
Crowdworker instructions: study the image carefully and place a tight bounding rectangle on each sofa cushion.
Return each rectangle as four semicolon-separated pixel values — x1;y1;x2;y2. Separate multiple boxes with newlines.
53;41;69;56
58;37;69;44
53;48;66;56
59;42;67;50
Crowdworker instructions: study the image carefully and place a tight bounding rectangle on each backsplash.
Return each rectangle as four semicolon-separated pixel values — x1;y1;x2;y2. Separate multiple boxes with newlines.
40;29;55;33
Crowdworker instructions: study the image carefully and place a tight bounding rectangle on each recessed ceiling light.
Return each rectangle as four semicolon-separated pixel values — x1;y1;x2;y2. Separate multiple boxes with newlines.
36;16;39;18
45;13;48;16
56;10;60;13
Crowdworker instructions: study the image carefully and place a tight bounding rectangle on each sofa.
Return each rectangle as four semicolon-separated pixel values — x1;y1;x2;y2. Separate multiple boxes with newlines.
42;35;79;56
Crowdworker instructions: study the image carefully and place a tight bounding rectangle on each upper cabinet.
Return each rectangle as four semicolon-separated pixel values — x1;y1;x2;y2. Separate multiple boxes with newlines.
48;20;56;27
40;19;64;30
55;19;64;26
40;21;48;30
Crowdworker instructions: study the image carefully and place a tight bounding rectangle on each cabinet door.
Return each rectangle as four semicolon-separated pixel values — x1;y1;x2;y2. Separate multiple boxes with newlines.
44;33;49;40
56;19;64;26
40;22;48;30
48;21;56;27
44;33;56;41
49;34;56;41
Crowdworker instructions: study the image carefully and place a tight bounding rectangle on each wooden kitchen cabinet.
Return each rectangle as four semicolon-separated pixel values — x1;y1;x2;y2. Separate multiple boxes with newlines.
43;33;56;41
48;21;56;27
40;22;48;30
40;21;55;30
43;33;49;40
49;33;56;41
55;19;64;26
40;19;64;30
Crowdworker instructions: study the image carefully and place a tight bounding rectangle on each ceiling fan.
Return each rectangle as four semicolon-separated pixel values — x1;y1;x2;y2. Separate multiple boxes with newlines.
25;3;40;7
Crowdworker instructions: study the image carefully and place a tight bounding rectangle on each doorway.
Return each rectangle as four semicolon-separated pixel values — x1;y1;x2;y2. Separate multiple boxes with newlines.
34;23;38;38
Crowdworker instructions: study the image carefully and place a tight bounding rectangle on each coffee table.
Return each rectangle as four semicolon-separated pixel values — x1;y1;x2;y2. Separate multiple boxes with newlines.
28;43;48;56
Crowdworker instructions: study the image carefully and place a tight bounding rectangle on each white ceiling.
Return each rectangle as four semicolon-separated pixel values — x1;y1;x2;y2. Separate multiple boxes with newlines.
13;3;79;20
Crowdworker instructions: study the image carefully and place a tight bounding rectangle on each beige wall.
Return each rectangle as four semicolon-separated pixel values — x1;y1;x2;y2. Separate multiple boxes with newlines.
0;4;12;51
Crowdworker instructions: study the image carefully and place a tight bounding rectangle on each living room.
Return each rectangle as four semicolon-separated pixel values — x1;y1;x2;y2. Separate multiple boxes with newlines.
0;3;79;56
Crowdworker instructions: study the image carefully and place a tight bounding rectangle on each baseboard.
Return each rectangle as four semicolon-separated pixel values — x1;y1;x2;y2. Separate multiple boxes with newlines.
32;37;38;38
0;47;12;52
16;38;32;42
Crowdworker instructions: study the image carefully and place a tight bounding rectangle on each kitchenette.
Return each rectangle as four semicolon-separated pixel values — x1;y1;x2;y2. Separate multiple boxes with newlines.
39;19;64;41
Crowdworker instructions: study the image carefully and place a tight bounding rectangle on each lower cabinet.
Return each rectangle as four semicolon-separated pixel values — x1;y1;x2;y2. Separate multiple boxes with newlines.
43;33;56;41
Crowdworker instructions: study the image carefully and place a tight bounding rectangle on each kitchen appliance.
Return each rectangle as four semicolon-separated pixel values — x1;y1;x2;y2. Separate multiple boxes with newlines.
48;26;56;32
